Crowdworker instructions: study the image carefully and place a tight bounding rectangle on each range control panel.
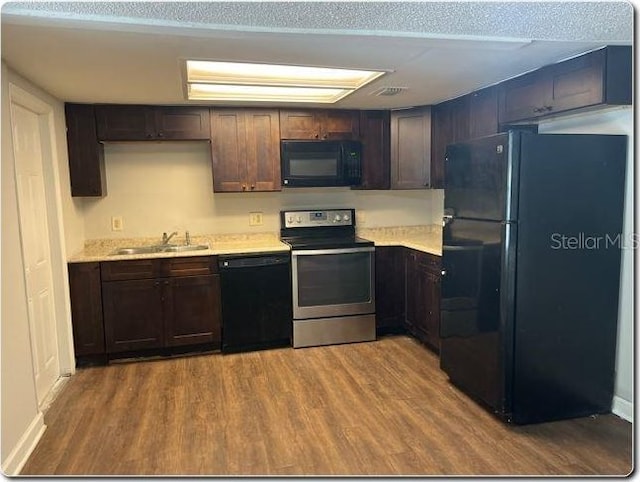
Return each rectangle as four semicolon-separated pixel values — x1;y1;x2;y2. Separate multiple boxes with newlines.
282;209;355;228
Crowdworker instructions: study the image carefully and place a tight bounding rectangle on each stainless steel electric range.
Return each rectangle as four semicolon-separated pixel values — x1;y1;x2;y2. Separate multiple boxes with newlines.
280;208;376;348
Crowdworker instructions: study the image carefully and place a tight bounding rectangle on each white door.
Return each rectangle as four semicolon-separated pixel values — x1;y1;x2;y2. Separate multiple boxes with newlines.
9;100;60;406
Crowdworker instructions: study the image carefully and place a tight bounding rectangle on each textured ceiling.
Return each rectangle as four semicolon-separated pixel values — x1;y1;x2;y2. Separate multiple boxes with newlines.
4;2;632;41
1;2;633;108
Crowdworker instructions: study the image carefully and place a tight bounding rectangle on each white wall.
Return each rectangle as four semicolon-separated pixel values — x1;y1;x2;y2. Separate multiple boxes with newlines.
1;64;44;474
81;141;442;241
539;107;633;421
1;65;79;473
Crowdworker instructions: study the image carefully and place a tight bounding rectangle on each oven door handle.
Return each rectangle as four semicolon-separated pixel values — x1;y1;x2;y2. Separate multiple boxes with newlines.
291;247;375;256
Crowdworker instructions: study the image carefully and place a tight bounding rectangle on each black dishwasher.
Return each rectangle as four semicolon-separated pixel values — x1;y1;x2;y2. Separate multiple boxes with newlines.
218;253;292;353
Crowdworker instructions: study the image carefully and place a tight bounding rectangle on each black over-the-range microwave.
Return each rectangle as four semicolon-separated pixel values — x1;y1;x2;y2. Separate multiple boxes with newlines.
281;140;362;187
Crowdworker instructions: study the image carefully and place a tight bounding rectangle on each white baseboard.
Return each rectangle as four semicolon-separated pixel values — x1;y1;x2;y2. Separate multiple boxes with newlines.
612;396;633;422
1;411;45;475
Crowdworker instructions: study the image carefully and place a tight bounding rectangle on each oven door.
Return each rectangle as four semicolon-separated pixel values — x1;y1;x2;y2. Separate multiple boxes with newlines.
291;247;375;319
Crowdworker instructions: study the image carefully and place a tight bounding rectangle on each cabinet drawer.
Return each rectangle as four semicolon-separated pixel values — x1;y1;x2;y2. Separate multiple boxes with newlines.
163;256;218;277
101;259;161;281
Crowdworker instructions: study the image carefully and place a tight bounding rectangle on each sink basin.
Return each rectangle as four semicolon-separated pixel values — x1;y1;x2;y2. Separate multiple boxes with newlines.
111;246;159;255
161;244;209;253
110;244;209;256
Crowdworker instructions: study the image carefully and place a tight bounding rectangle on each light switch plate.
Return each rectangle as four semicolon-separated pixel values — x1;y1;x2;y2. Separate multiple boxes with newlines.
249;212;263;226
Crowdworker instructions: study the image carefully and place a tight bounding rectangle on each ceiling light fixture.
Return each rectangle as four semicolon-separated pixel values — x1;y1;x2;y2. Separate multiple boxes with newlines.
185;60;386;103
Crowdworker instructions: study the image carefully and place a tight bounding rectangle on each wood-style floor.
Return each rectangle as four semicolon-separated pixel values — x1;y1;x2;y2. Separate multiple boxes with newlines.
22;335;632;476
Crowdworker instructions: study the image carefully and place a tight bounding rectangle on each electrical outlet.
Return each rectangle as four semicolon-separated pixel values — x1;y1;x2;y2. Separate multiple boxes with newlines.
249;212;263;226
111;216;123;231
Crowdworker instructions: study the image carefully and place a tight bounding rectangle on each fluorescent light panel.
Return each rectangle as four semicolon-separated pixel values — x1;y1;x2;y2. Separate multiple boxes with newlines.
185;60;386;102
188;84;352;103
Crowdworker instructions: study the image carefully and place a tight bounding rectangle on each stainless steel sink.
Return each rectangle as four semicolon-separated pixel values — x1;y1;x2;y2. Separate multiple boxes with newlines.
110;244;209;256
161;244;209;253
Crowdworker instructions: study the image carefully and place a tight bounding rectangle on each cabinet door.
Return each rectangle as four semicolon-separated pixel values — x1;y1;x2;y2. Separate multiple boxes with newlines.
469;86;498;139
430;103;454;190
245;109;282;191
279;110;319;139
375;247;405;332
164;275;222;347
65;104;106;197
498;71;551;124
358;110;390;189
425;270;442;352
102;279;164;353
210;109;248;192
390;106;432;189
404;250;419;336
154;107;210;140
68;263;105;356
95;105;155;140
321;110;360;140
546;49;605;114
423;254;442;352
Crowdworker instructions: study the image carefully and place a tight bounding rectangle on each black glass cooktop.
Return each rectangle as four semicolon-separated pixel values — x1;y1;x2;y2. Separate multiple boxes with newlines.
281;236;374;250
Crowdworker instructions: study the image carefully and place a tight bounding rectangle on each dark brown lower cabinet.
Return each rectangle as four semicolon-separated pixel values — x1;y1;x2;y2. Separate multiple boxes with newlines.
375;246;442;351
69;256;222;360
102;271;221;354
165;275;221;347
375;247;406;333
404;250;425;338
68;262;105;356
102;278;165;353
424;269;442;351
403;249;442;352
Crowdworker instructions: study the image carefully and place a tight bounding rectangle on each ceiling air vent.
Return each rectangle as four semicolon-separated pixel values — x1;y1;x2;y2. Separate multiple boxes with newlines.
370;86;407;97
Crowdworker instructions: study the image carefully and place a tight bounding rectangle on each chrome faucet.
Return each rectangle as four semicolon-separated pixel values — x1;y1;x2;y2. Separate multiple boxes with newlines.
162;231;178;245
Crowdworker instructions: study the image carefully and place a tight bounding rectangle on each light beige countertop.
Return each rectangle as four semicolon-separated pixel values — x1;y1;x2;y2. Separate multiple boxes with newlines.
68;232;290;263
68;226;443;263
358;225;442;256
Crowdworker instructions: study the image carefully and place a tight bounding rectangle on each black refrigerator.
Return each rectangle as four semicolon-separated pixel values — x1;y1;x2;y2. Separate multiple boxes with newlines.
440;131;627;425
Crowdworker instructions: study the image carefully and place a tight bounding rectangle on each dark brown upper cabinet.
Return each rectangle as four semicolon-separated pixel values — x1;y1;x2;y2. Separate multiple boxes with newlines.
469;86;499;139
279;109;360;140
357;110;391;190
430;97;468;189
210;108;281;192
390;106;432;189
65;103;106;197
95;105;211;141
431;86;499;188
499;46;631;124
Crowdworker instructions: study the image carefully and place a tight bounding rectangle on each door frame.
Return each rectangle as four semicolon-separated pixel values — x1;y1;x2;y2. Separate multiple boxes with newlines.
8;83;75;382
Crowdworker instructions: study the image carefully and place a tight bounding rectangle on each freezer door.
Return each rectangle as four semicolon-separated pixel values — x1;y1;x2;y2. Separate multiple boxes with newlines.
440;218;517;417
444;132;519;222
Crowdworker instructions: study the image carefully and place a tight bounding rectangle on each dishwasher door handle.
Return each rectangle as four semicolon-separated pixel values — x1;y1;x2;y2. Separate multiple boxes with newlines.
219;256;290;269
